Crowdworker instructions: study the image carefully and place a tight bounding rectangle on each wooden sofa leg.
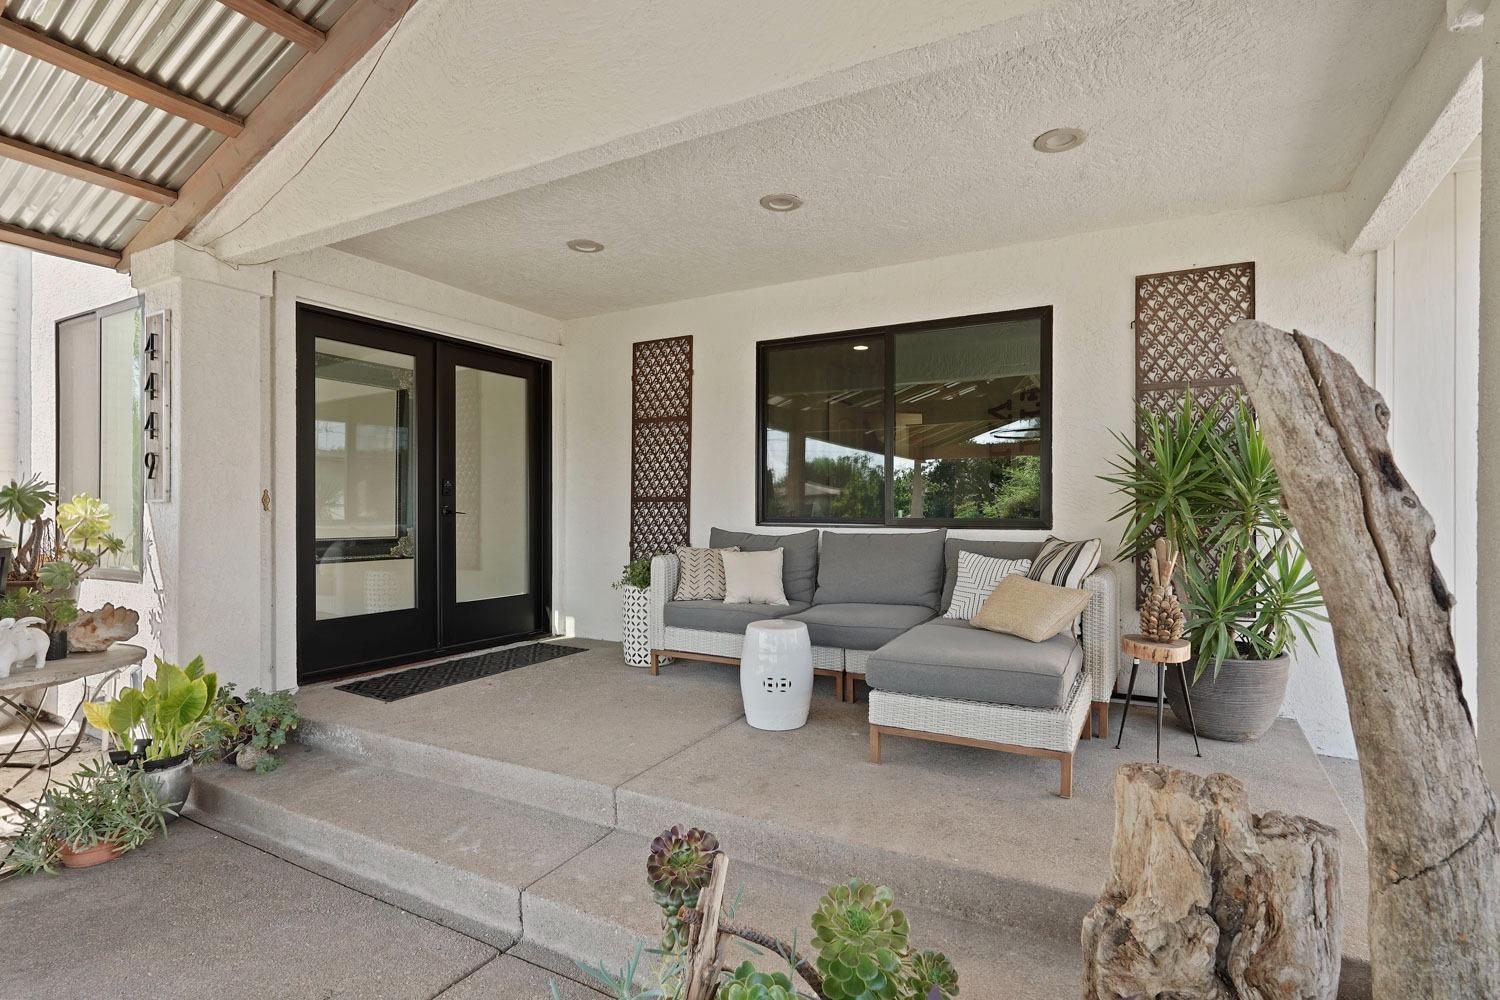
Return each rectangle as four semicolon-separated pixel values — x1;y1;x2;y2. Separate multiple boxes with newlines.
1080;714;1091;741
1059;754;1073;798
1093;700;1109;740
649;650;659;676
835;672;845;702
868;726;882;763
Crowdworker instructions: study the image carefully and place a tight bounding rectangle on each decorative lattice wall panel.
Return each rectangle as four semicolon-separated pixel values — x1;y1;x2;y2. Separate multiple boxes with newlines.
630;336;693;561
1134;261;1255;597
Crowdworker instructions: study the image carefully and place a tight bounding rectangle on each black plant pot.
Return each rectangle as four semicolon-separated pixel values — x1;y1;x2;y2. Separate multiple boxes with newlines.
45;630;68;661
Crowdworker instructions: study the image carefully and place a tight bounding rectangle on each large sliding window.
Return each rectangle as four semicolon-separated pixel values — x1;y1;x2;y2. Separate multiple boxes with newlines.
56;297;145;580
758;307;1050;528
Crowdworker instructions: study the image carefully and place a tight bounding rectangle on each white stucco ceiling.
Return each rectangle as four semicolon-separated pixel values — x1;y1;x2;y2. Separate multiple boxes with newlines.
212;0;1438;319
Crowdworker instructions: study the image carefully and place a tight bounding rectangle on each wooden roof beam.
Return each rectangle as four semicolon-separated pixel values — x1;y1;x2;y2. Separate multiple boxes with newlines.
0;132;178;205
0;15;244;136
118;0;418;270
0;221;121;268
213;0;326;51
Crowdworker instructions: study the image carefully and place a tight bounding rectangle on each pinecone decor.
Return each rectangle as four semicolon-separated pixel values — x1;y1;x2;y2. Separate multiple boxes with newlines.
1140;538;1186;642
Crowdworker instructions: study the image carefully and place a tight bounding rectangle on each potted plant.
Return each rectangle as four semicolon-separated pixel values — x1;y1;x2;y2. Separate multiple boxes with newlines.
613;557;652;668
0;586;78;661
84;655;218;817
1102;396;1324;741
5;759;171;873
0;475;55;594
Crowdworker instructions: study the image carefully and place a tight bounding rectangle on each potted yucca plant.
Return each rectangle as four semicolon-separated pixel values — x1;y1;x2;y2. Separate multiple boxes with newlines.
1102;395;1325;741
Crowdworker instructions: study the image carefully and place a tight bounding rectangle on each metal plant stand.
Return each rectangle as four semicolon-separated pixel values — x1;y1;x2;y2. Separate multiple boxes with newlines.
1114;634;1201;763
0;644;147;865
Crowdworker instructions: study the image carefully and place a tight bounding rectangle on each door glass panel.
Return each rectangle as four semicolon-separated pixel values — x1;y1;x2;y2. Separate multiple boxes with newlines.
454;366;529;603
312;339;417;620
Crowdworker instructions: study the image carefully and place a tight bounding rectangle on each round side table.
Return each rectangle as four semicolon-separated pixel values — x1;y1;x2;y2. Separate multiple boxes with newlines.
1114;634;1201;762
740;620;813;731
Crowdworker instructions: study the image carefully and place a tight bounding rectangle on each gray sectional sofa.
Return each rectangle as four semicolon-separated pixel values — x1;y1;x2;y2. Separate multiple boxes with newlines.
647;529;1119;797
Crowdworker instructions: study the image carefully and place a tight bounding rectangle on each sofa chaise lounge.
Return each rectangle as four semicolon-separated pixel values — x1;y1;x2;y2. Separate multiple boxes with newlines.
648;528;1119;796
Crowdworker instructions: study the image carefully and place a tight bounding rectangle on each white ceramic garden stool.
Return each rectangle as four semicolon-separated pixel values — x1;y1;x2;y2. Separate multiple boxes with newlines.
739;620;813;731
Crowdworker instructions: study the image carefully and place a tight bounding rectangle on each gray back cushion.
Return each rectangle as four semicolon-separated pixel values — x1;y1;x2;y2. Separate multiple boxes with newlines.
940;538;1045;613
814;530;946;609
708;528;820;604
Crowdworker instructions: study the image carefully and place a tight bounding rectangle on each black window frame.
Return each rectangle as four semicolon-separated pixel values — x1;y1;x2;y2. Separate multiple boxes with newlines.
755;306;1053;530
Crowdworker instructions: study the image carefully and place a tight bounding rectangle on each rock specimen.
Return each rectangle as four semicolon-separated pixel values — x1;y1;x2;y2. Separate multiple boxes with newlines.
67;603;139;652
1081;763;1341;1000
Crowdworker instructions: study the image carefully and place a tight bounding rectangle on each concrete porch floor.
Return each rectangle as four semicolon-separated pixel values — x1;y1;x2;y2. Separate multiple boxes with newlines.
4;640;1373;999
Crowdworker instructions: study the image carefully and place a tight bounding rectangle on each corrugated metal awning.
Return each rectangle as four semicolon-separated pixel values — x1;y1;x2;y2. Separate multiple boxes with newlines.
0;0;407;268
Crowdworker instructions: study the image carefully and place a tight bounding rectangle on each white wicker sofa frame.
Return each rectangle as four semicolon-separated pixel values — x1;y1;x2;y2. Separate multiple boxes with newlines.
647;551;1120;797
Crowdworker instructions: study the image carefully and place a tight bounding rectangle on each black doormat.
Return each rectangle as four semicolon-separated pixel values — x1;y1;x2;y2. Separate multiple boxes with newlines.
335;643;588;702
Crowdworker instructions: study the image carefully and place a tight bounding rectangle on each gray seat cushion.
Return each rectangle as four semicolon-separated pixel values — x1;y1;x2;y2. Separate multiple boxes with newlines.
786;603;935;650
865;618;1082;709
939;538;1044;613
813;531;946;609
709;528;820;604
663;600;809;634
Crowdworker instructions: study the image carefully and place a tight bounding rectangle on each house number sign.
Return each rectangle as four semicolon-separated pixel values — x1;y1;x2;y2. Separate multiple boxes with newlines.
142;309;171;502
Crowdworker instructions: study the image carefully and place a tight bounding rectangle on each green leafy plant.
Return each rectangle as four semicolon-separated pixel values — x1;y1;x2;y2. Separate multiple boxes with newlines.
614;558;652;590
237;687;300;772
812;880;910;1000
0;585;78;635
4;759;171;875
0;474;56;583
720;961;797;1000
1101;395;1325;678
85;656;218;763
191;682;245;765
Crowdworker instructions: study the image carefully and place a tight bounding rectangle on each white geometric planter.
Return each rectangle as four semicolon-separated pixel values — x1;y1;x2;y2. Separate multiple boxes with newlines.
621;585;651;668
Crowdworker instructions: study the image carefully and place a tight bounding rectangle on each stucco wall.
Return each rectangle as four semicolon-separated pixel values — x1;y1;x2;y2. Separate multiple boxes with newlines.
560;193;1373;758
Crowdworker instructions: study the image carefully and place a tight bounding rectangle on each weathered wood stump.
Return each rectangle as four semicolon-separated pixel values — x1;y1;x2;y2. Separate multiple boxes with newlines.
1081;763;1341;1000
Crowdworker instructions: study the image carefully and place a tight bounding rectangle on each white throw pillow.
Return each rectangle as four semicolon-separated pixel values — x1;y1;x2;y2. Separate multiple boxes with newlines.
944;551;1032;619
722;549;788;606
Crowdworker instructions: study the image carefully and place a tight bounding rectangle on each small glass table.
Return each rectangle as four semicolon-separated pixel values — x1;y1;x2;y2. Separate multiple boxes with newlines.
1114;634;1201;763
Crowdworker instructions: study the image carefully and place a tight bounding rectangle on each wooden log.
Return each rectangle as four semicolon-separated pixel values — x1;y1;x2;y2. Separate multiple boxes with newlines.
1221;320;1499;997
1080;763;1341;1000
684;852;729;1000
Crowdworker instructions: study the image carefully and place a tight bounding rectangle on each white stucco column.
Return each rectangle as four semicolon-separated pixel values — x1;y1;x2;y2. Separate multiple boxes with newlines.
130;242;274;692
1478;45;1500;778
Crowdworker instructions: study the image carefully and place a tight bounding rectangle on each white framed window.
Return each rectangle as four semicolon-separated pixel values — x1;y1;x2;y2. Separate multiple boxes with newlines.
56;296;145;581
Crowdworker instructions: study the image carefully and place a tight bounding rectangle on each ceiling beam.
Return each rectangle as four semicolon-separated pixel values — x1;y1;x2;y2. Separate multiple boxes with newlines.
118;0;416;270
0;15;244;136
0;221;121;268
212;0;326;51
0;132;178;205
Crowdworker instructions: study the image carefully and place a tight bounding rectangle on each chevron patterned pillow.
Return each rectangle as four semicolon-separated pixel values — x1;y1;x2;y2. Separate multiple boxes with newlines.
943;551;1032;619
672;546;739;601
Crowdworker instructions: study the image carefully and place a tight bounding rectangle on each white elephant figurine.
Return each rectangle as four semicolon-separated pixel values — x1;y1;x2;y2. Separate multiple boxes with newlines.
0;617;50;678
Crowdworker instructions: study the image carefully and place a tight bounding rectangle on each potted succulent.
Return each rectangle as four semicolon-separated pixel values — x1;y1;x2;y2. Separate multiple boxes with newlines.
84;655;218;817
0;474;55;594
613;557;652;668
1102;396;1325;741
189;684;300;772
6;759;171;873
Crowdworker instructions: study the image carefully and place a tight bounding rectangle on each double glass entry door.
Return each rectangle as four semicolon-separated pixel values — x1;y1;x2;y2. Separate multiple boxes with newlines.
296;307;550;682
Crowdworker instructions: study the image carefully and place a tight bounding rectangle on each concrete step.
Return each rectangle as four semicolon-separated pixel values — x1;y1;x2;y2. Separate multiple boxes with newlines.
186;744;1082;999
292;710;1096;929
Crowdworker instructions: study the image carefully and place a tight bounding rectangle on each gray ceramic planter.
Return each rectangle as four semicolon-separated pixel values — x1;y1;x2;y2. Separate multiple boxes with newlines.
1165;655;1289;742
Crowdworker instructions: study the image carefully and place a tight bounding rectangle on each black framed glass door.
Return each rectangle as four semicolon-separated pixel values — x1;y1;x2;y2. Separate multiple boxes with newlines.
297;307;550;682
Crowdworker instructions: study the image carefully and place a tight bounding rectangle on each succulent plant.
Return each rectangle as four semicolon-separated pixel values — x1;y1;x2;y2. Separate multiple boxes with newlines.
905;949;959;999
719;961;796;1000
811;880;910;1000
646;825;719;951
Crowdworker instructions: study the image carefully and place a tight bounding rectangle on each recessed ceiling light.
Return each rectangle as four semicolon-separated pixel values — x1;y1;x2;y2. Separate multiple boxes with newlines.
1032;128;1087;154
852;344;870;351
566;238;604;253
759;193;803;212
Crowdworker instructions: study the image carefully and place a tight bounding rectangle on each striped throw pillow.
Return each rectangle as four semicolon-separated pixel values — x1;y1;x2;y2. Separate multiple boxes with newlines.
1026;537;1102;590
944;551;1032;620
673;546;739;601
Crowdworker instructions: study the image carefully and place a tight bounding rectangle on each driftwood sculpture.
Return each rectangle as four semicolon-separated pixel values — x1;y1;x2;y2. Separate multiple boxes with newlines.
1139;537;1185;641
1081;763;1341;999
1222;320;1499;997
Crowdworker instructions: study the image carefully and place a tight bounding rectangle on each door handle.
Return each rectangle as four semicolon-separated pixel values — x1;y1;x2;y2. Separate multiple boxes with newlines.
440;480;468;516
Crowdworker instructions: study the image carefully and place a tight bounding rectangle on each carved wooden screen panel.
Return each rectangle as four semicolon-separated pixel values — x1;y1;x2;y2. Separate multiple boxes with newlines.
1134;261;1255;596
630;336;694;561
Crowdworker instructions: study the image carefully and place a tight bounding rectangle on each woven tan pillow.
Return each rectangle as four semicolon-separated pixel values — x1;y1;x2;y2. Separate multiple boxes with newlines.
970;575;1091;643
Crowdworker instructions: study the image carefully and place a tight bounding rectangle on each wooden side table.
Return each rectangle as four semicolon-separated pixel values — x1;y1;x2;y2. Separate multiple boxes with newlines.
1114;634;1201;763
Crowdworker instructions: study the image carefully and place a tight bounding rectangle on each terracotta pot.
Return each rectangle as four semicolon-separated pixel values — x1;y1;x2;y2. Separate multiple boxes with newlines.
1165;655;1290;742
58;840;124;869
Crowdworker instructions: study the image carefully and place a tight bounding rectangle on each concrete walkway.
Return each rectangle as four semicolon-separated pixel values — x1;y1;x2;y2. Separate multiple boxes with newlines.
0;820;604;1000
